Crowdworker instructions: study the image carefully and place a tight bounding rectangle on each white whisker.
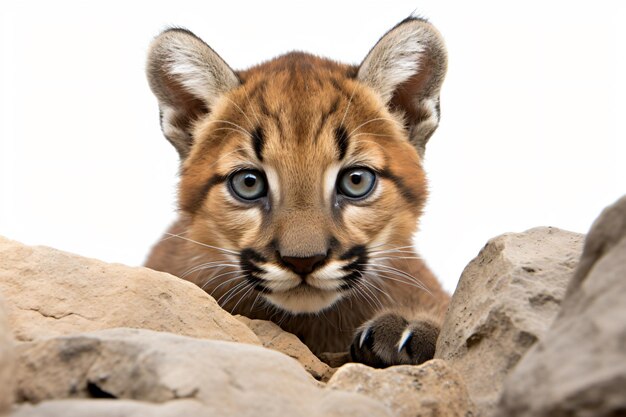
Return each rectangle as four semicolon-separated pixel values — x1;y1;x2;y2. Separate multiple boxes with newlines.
354;281;381;311
223;281;253;309
275;310;290;326
368;263;425;281
223;96;256;131
340;83;359;128
241;83;263;126
205;146;250;170
157;230;189;243
368;242;392;249
368;244;417;252
351;133;394;139
231;283;256;314
203;270;245;291
164;233;240;256
207;119;252;137
363;264;431;294
210;127;251;138
370;243;416;249
249;289;264;313
184;264;227;282
357;272;393;301
370;248;418;254
357;280;385;310
349;117;396;137
348;285;373;311
369;256;422;262
368;270;431;293
216;279;249;305
182;261;239;278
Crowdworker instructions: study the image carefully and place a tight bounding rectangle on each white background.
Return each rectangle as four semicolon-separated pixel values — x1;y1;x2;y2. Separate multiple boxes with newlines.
1;1;624;292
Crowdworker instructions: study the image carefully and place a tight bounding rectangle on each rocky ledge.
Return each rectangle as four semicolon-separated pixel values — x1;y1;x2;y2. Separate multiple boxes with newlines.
1;195;625;416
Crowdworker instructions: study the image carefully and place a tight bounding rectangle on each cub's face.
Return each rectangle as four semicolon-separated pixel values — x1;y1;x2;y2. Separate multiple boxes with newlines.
147;19;447;313
181;58;426;312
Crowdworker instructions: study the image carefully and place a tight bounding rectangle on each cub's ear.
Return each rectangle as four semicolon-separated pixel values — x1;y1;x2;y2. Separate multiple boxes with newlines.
358;17;447;157
146;28;240;159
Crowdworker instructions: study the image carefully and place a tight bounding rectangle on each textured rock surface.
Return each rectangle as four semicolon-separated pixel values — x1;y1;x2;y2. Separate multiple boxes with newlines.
0;297;15;411
327;359;474;417
0;236;259;345
435;227;584;416
237;316;333;381
496;196;626;417
10;215;620;417
10;399;209;417
13;328;392;417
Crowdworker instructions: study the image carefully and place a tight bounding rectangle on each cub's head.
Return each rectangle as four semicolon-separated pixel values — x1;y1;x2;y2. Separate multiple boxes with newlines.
147;18;447;314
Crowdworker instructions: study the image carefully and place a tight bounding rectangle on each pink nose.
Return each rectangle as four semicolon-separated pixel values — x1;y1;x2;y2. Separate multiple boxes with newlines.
280;254;327;275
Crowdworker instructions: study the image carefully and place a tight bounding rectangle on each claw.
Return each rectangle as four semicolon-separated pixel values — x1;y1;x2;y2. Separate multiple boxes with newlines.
397;328;413;352
359;327;371;348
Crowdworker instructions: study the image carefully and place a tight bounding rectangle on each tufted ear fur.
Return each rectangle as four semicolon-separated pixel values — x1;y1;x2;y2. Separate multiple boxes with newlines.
358;17;448;157
146;28;240;159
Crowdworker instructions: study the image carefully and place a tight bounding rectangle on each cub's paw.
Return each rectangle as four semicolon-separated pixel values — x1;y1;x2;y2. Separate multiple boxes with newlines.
350;313;439;368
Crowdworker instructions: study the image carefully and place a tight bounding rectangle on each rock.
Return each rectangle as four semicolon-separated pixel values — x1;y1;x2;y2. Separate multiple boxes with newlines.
11;396;391;417
496;196;626;417
0;236;259;345
0;297;15;412
566;195;626;297
10;399;209;417
435;227;584;416
13;328;391;417
237;316;333;381
327;359;475;417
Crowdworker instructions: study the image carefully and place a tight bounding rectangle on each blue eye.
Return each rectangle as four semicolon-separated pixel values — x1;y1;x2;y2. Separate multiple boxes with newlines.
337;168;376;199
229;170;267;201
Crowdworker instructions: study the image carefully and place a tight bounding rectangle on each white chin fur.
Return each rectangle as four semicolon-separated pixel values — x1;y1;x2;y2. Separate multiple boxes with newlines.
263;288;342;314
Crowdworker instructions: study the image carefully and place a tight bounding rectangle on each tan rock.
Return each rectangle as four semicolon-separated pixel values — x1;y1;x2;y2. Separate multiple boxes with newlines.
10;399;209;417
566;194;626;297
14;328;392;417
435;227;584;416
11;396;393;417
327;359;474;417
237;316;333;381
496;195;626;417
0;236;259;345
0;297;15;411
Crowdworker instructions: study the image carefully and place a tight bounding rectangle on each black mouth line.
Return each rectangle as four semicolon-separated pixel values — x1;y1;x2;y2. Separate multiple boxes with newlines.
239;245;369;294
338;270;365;291
239;248;272;293
240;248;266;273
337;245;369;291
244;274;272;293
340;246;368;271
273;282;337;294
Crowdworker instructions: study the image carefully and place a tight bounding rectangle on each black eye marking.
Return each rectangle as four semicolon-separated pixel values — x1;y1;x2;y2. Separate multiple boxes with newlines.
252;126;265;162
334;125;350;160
314;98;340;142
182;173;228;213
379;168;420;205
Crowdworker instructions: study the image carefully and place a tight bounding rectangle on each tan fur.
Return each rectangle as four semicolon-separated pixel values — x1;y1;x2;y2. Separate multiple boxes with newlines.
145;18;450;356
